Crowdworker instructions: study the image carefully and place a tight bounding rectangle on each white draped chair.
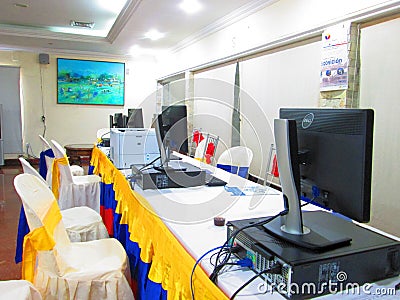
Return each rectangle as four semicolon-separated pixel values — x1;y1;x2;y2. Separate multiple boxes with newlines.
0;280;42;300
13;174;134;300
217;146;253;178
50;139;101;212
18;157;109;242
39;135;84;185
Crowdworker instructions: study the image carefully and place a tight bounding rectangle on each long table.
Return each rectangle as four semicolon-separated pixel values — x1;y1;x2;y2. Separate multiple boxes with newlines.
90;147;400;299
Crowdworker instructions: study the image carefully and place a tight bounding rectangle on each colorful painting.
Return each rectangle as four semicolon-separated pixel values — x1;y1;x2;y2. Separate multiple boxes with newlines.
57;58;125;105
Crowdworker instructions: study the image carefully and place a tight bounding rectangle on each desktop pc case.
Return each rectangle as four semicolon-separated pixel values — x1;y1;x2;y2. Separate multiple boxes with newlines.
110;128;159;169
227;211;400;299
131;160;205;190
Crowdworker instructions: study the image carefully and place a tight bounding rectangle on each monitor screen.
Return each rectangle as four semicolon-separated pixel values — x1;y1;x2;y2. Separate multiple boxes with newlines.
127;108;144;128
279;108;374;223
160;105;188;155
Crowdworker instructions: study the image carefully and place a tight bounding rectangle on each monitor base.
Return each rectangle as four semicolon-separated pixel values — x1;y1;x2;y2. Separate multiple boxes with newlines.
263;211;352;251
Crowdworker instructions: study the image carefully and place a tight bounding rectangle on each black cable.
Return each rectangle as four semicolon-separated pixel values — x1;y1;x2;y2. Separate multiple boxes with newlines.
230;265;282;299
137;156;160;171
39;64;46;137
100;131;110;139
209;249;229;267
190;246;227;300
209;209;288;284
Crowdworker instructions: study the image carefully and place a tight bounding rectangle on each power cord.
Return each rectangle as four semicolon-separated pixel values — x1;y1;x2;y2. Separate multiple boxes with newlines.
190;246;227;300
209;209;288;284
191;247;255;300
137;156;161;171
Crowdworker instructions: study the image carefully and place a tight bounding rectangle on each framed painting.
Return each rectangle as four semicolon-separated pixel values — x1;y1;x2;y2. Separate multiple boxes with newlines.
57;58;125;105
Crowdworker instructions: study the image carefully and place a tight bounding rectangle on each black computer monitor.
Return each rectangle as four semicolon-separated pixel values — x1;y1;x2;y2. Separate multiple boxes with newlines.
160;105;188;155
263;108;374;251
127;108;144;128
114;113;124;128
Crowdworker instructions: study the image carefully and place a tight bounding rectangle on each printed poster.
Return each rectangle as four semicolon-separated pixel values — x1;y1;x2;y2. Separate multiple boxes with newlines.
320;22;350;91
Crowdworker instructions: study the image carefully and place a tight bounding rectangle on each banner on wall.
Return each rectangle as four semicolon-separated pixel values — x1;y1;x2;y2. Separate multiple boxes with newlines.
320;22;351;91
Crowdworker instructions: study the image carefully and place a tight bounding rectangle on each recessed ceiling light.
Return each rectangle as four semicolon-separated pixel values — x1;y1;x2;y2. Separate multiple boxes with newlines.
14;3;28;8
144;29;165;41
179;0;202;14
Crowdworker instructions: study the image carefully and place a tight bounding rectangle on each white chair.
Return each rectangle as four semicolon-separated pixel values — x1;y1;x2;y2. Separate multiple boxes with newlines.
18;157;109;242
0;280;42;300
217;146;253;178
39;135;84;184
50;139;101;212
13;174;134;300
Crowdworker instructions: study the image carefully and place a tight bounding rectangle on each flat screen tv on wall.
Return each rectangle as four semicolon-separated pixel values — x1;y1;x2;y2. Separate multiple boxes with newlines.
57;58;125;106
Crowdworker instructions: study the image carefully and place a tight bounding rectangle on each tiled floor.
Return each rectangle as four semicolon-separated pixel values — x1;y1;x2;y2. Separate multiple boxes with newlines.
0;165;23;280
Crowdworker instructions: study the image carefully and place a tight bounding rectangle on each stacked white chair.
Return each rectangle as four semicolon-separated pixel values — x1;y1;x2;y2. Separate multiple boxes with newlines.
0;280;42;300
39;135;84;181
13;174;134;300
50;139;101;212
217;146;253;178
18;157;109;242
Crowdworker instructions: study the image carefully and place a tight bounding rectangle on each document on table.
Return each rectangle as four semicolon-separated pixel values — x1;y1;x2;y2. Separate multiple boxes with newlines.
224;185;280;196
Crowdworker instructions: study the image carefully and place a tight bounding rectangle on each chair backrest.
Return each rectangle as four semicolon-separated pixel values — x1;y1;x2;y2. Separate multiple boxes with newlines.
18;157;48;186
14;174;71;277
38;135;55;183
14;174;70;245
39;135;52;150
50;139;73;183
217;146;253;178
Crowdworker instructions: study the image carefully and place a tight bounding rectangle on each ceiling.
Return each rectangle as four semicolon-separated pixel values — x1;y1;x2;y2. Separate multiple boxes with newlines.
0;0;274;58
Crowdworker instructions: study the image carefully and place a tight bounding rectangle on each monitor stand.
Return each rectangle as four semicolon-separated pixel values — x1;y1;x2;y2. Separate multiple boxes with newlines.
271;119;351;251
263;212;352;251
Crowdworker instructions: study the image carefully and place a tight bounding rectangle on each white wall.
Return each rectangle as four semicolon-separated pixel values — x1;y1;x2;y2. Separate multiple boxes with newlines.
359;18;400;235
0;51;159;157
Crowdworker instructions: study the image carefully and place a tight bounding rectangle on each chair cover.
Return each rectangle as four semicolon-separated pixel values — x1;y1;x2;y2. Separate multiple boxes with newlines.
13;174;134;300
217;146;253;178
18;157;108;242
39;135;84;185
50;140;101;212
0;280;42;300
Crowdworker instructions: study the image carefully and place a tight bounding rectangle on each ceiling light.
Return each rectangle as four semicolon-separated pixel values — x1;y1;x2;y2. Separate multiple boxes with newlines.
144;29;165;41
14;3;28;8
179;0;202;14
70;20;95;29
